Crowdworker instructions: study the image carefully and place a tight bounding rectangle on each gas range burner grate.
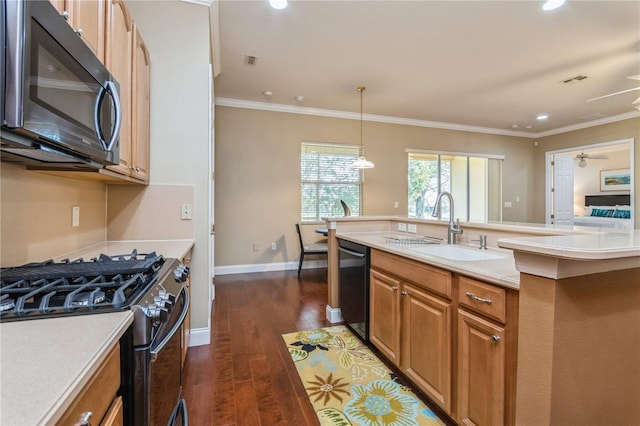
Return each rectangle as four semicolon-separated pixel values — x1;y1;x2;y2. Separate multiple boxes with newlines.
0;250;164;282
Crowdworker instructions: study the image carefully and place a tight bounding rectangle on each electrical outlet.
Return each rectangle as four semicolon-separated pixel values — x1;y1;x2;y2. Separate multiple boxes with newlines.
407;224;417;233
504;201;512;208
398;223;407;232
72;206;80;227
394;201;399;208
271;242;277;251
181;204;192;220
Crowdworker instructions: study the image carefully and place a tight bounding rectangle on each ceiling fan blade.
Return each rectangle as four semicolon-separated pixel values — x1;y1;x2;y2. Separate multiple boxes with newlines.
586;86;640;102
587;155;609;159
628;75;640;81
633;96;640;105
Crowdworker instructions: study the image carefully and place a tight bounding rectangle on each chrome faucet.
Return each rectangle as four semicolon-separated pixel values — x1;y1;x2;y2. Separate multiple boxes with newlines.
432;191;463;244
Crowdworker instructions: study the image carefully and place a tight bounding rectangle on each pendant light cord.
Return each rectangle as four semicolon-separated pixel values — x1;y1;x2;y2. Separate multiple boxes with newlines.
358;86;365;152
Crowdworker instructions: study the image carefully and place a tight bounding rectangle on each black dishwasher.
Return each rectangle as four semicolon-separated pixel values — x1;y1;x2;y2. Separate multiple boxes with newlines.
338;239;370;342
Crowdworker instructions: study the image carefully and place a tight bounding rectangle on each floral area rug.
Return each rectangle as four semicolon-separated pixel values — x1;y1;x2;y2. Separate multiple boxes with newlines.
282;325;446;426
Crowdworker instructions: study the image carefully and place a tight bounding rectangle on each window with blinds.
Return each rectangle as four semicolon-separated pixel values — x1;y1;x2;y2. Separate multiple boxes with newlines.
301;142;362;222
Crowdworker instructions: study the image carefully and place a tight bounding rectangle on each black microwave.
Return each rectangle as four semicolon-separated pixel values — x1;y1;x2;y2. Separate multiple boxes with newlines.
1;0;121;170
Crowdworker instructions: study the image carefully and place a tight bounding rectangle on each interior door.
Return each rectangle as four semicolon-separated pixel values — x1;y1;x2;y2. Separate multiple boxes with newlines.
552;154;574;225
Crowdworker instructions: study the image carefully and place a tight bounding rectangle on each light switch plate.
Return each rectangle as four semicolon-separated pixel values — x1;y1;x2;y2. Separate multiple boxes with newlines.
72;206;80;227
398;223;407;232
407;224;417;233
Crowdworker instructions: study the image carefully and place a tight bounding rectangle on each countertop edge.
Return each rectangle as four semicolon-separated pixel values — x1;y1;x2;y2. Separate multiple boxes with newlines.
42;312;134;424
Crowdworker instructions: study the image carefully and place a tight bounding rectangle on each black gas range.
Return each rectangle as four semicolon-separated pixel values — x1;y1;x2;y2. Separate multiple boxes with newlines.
0;250;190;425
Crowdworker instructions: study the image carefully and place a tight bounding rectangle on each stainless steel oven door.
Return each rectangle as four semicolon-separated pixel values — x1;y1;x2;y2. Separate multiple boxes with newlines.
150;286;189;426
133;286;189;426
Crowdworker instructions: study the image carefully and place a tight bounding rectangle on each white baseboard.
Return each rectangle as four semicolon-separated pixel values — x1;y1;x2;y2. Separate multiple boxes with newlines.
214;259;327;275
188;327;211;347
326;305;343;323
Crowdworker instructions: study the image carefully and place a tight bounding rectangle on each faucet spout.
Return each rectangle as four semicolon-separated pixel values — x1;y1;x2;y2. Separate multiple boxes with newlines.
432;191;463;244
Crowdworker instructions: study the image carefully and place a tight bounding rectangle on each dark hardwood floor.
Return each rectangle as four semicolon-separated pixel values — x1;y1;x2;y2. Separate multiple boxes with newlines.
182;268;331;425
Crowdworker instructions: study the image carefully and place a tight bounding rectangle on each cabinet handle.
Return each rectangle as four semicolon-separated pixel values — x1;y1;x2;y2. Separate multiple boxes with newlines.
491;335;500;344
465;291;492;305
75;411;92;426
62;10;70;20
391;286;398;291
401;290;407;296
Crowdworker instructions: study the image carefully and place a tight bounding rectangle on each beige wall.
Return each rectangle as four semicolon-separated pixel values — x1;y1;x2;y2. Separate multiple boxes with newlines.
214;106;535;267
127;0;212;331
534;118;639;225
0;163;107;266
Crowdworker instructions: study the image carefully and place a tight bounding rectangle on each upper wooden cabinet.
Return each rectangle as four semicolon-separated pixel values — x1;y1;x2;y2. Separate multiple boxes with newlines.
49;0;106;63
102;0;150;184
105;0;133;179
131;24;151;183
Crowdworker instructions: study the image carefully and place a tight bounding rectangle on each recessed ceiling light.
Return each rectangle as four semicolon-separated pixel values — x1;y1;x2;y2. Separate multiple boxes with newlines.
269;0;287;9
542;0;565;11
295;96;304;102
262;91;273;97
537;114;549;120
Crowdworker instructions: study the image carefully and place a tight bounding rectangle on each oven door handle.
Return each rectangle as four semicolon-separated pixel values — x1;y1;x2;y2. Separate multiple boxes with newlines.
151;286;189;360
339;246;366;258
168;398;188;426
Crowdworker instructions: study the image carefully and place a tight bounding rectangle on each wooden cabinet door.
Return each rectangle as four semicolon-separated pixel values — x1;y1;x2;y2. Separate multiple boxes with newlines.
48;0;105;63
105;0;133;176
401;282;452;414
457;309;505;426
369;269;401;365
70;0;105;63
131;24;150;183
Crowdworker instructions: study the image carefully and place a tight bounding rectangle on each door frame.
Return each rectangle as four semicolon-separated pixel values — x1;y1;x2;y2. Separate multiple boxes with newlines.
545;138;635;225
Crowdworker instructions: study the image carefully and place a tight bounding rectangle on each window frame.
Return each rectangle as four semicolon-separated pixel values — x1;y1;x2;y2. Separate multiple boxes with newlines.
300;142;363;223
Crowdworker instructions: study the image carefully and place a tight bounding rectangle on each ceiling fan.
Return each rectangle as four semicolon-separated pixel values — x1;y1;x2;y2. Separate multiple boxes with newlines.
586;75;640;110
575;151;608;168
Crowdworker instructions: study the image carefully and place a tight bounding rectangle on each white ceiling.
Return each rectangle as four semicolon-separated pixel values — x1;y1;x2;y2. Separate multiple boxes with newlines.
213;0;640;137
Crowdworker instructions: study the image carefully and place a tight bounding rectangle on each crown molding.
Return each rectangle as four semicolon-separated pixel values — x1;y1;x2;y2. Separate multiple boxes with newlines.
181;0;213;6
214;97;640;139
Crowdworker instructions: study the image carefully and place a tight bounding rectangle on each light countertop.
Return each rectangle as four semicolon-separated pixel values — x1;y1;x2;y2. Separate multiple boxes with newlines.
336;231;520;290
0;311;133;425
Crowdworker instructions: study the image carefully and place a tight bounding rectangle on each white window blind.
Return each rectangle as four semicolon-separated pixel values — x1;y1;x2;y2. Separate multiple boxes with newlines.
301;142;362;222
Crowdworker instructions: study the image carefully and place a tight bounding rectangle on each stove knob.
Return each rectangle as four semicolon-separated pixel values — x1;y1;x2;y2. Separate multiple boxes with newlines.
174;264;190;283
159;290;176;304
153;296;173;312
148;304;169;323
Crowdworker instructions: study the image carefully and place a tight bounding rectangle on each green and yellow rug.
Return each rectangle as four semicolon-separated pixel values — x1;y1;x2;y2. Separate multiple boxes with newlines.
282;325;446;426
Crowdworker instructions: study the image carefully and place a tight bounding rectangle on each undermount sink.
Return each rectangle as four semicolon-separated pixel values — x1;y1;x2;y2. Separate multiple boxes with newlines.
410;244;506;261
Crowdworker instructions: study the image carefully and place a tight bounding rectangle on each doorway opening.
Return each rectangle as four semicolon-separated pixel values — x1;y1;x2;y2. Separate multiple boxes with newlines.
545;138;634;229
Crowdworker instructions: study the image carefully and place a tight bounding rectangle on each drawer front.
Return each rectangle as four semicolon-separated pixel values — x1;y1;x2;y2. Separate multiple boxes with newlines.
371;249;452;299
458;276;506;323
58;343;121;425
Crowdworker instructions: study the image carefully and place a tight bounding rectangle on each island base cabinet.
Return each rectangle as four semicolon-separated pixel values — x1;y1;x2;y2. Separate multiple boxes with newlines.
369;269;401;365
456;309;505;426
401;282;452;414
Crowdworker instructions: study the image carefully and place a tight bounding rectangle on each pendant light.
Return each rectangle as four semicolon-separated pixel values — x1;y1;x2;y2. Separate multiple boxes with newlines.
351;86;374;169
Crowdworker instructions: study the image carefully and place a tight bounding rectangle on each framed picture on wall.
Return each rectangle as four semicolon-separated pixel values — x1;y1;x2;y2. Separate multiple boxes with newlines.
600;168;631;191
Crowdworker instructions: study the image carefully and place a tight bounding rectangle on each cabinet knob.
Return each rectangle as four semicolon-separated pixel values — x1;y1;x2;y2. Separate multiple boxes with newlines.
75;411;92;426
491;335;500;344
391;286;398;291
401;290;407;296
75;28;84;37
61;11;70;20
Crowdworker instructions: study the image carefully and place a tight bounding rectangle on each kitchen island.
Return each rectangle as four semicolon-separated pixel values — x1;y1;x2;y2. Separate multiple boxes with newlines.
324;216;640;426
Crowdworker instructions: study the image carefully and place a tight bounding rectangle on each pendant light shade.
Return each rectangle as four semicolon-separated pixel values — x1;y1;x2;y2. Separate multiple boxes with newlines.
351;86;374;169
